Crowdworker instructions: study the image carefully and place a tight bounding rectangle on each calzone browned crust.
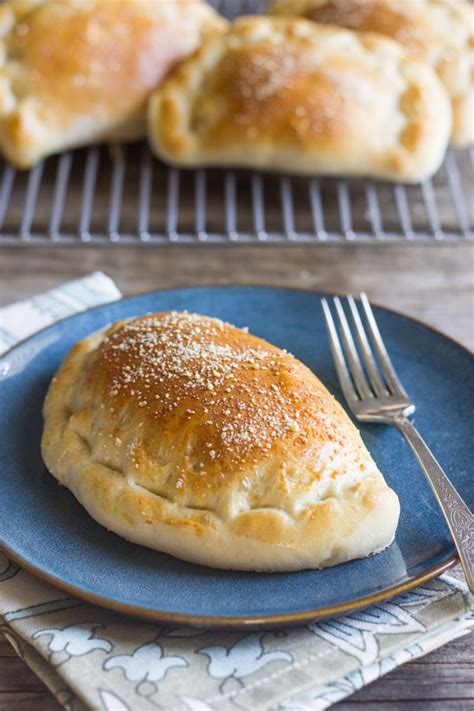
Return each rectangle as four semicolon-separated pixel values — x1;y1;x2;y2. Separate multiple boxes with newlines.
0;0;227;168
41;312;400;572
148;17;451;182
270;0;474;147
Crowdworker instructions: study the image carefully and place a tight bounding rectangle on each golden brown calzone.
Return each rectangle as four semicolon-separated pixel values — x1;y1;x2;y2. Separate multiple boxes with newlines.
0;0;227;167
42;311;400;571
148;17;451;182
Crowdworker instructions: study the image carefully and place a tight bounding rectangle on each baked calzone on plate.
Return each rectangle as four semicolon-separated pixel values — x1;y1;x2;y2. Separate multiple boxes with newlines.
0;0;227;168
148;17;451;183
270;0;474;147
42;311;400;572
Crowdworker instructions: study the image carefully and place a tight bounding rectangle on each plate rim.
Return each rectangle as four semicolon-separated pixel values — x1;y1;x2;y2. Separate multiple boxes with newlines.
1;542;457;629
0;284;468;628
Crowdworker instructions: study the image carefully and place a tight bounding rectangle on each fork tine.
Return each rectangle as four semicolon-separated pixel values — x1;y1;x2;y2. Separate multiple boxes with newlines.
321;299;359;407
347;295;387;397
360;293;410;398
333;297;373;399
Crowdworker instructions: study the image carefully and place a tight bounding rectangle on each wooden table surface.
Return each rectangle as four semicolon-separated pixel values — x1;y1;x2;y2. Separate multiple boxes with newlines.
0;243;473;710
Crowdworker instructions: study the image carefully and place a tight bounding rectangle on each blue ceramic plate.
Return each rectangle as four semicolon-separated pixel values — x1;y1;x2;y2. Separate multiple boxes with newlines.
0;287;472;628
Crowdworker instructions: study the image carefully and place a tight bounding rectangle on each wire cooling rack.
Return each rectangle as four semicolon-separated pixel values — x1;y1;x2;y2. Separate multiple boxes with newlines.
0;0;473;245
1;145;472;244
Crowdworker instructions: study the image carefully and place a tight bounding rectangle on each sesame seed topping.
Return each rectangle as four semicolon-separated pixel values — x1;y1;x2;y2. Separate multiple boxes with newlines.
90;311;340;476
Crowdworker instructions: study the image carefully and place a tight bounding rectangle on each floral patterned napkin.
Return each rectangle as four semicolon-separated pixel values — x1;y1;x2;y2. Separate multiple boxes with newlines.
0;273;472;711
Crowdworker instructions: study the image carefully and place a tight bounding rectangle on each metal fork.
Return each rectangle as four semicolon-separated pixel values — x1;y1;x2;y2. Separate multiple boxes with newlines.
322;293;473;592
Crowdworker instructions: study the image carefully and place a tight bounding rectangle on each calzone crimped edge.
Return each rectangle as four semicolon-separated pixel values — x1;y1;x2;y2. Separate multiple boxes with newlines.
148;17;451;183
41;312;400;572
0;0;227;168
270;0;474;148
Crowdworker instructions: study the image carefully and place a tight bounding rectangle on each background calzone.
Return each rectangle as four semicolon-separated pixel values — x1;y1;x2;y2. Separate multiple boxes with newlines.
41;311;400;572
0;0;227;168
148;17;451;183
270;0;474;148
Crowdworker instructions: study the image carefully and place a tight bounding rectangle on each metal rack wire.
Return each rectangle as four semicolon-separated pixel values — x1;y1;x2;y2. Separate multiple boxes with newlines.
1;145;472;244
0;0;472;245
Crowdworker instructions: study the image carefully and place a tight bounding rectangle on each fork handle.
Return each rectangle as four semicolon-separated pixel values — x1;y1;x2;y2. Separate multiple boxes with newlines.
394;416;474;593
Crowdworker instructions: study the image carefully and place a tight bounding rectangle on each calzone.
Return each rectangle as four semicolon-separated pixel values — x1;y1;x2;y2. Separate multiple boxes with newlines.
270;0;474;147
148;17;451;182
0;0;227;167
41;311;400;572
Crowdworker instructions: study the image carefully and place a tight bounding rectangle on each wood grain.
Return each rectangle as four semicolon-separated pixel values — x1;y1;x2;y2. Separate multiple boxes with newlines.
0;243;472;710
